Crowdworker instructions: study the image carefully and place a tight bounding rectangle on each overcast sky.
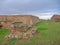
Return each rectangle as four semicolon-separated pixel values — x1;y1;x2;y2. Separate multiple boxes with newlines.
0;0;60;19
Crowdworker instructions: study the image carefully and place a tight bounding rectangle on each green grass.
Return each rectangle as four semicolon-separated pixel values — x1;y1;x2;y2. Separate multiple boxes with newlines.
0;29;10;42
0;21;60;45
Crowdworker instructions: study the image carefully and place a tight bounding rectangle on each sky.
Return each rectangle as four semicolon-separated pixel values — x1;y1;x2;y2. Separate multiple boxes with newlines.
0;0;60;19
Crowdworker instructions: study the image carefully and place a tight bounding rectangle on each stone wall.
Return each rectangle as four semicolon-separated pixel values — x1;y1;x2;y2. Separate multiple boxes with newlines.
0;15;40;29
0;15;40;39
51;15;60;22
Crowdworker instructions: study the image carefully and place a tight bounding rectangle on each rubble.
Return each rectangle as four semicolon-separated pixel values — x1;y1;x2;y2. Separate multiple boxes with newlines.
0;15;40;39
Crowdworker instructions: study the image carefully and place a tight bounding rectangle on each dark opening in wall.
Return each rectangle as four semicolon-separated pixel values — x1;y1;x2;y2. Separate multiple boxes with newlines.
0;24;3;29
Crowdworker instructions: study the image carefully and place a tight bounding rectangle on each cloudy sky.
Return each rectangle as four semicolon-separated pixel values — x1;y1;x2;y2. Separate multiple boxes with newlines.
0;0;60;19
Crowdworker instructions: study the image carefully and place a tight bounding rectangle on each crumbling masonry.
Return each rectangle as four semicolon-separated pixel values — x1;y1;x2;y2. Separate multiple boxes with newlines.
0;15;40;39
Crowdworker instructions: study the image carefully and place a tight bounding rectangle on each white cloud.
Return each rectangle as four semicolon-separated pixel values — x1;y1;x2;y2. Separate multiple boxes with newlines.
39;15;53;20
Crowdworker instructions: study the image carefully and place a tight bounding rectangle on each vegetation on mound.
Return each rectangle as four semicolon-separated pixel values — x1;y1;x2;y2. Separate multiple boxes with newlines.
0;21;60;45
0;29;10;42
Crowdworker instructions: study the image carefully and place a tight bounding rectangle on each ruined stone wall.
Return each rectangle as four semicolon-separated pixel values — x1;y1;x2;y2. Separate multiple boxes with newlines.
0;15;40;29
51;15;60;22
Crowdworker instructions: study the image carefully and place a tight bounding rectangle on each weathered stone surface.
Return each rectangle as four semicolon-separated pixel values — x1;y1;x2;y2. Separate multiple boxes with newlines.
0;15;40;39
51;14;60;22
7;25;37;39
0;15;40;29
